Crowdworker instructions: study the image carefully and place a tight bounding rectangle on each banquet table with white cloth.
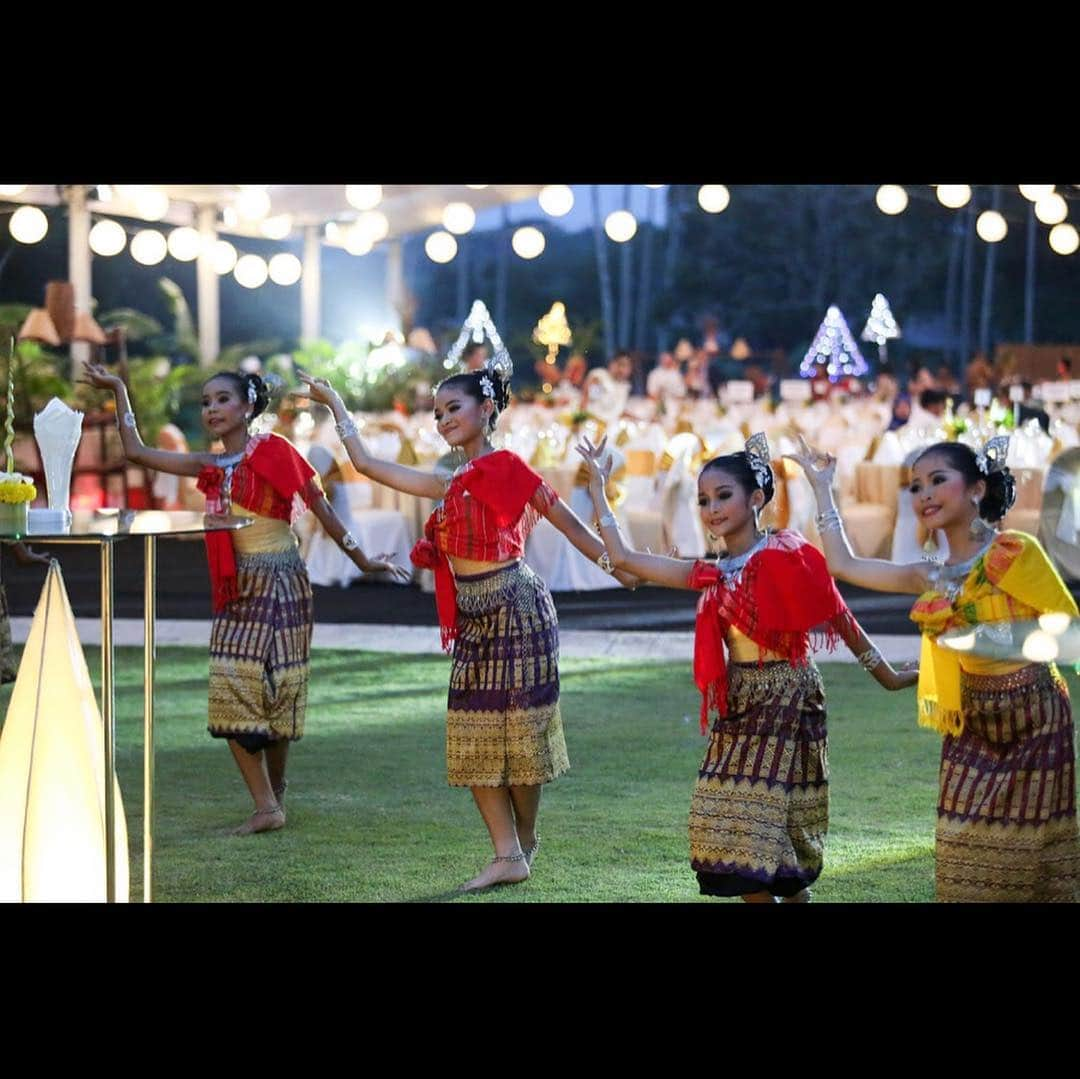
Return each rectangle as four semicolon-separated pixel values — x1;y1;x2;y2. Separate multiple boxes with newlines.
290;393;1079;591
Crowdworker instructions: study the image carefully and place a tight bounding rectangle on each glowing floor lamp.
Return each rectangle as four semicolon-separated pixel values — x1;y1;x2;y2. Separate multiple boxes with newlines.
0;561;129;902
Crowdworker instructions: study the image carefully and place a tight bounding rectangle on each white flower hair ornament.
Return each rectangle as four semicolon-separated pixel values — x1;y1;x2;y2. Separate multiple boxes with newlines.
975;435;1010;476
478;374;495;400
246;380;258;405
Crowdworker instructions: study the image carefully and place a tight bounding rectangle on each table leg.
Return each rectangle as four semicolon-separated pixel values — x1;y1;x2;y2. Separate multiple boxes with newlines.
101;540;116;904
143;536;156;903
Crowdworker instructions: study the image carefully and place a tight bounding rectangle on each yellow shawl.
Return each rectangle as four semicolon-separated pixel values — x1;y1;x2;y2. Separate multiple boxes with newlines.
909;531;1078;736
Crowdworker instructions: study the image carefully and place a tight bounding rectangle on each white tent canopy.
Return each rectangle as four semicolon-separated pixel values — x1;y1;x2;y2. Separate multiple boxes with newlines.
7;184;545;363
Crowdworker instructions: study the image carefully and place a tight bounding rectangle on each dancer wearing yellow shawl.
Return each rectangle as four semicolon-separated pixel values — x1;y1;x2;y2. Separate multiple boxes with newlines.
788;436;1079;903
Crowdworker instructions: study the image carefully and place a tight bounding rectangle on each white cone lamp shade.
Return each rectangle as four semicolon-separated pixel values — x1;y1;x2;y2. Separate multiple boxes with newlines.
0;563;129;901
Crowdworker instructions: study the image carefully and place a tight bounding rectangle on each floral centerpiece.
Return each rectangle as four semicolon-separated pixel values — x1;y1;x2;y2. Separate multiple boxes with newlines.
0;343;36;533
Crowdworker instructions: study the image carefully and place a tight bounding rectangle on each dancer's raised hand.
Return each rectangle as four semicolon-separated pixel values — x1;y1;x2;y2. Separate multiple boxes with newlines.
297;373;344;411
783;434;836;491
575;435;613;492
80;361;124;393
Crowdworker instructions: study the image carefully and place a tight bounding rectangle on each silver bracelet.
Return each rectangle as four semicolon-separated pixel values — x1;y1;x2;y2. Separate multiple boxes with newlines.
335;417;359;440
121;410;138;430
857;646;883;672
341;532;359;551
816;509;843;534
596;551;616;574
597;512;618;529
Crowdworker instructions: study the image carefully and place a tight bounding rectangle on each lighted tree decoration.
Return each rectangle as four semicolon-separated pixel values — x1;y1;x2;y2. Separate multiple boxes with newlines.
444;299;512;380
800;306;868;382
860;293;902;367
533;302;573;368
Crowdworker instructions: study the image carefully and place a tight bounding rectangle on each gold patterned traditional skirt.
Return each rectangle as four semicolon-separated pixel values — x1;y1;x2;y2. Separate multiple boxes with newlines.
936;663;1080;903
446;561;568;787
690;661;829;898
208;549;313;753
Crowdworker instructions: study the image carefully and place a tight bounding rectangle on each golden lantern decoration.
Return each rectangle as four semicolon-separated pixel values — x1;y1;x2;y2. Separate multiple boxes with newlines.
532;301;572;366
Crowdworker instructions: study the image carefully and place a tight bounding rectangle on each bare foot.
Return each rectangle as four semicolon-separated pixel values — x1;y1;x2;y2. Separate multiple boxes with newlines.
231;807;285;836
458;857;530;893
782;888;812;904
273;781;288;809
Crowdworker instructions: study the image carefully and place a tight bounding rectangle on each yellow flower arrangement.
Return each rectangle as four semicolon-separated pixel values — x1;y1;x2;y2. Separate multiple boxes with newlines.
0;476;36;503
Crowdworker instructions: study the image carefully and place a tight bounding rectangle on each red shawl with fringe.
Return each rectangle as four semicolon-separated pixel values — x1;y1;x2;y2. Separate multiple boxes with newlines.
410;450;556;651
196;433;322;612
688;530;855;733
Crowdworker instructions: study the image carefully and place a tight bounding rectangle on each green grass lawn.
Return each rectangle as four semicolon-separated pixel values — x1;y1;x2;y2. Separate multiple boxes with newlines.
4;648;1078;903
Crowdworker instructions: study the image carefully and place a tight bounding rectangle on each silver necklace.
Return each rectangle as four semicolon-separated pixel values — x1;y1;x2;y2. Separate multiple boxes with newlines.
216;442;250;509
930;538;995;600
717;532;768;586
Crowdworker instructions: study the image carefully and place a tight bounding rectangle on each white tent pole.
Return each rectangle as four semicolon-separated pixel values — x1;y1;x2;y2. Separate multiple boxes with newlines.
301;225;321;342
196;205;219;366
67;185;91;369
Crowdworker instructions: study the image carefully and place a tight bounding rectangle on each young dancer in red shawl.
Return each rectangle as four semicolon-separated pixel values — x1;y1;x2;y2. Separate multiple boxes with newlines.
577;432;917;902
299;361;638;892
82;363;408;835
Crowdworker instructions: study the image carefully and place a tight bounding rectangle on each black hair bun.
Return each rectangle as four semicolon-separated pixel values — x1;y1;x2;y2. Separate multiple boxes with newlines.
242;372;271;419
486;367;512;412
980;468;1016;523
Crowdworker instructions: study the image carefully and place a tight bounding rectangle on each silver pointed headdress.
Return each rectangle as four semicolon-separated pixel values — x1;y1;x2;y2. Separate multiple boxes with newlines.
445;300;513;385
975;435;1010;476
744;431;772;489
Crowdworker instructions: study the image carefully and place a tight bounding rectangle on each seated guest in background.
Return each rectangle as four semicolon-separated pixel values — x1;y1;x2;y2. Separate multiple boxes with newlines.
887;394;912;430
745;364;773;399
965;352;995;397
463;342;489;372
936;366;962;397
810;361;832;401
582;350;633;421
647;351;687;405
874;372;899;403
152;423;201;509
907;362;937;399
684;350;709;399
902;388;949;431
552;353;588;408
706;351;729;397
917;388;949;419
868;371;899;428
1058;357;1073;382
999;381;1051;434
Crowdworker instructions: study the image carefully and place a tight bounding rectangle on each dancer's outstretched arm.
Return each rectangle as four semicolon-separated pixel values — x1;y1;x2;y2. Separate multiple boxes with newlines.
834;604;919;691
784;435;930;595
299;374;448;500
576;438;694;590
544;497;639;590
82;363;214;476
308;495;411;582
